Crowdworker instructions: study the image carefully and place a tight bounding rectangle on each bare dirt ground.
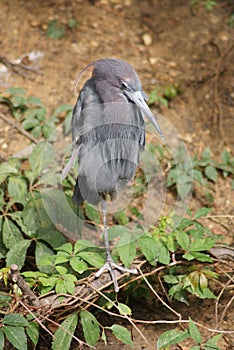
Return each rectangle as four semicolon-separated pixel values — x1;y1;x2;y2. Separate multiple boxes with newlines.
0;0;233;349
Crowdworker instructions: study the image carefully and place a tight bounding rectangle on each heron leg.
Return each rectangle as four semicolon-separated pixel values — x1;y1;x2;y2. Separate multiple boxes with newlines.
95;201;138;292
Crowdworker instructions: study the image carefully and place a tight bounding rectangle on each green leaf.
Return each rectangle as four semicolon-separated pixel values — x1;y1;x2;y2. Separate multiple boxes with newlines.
52;313;78;350
205;334;222;349
70;256;88;274
177;182;192;200
109;324;133;346
221;149;230;164
55;266;68;275
47;20;65;39
3;314;28;327
117;233;136;268
176;230;190;250
108;225;129;240
63;274;77;294
0;329;4;350
56;243;73;255
85;203;100;224
35;241;54;273
117;302;132;315
74;240;96;254
0;162;18;183
6;240;31;269
113;210;129;225
193;169;204;185
163;274;178;284
205;165;218;182
26;322;39;345
4;326;27;350
189;319;202;344
78;251;105;268
157;328;189;349
190;252;213;262
80;310;100;347
2;218;24;249
156;240;170;265
194;207;212;219
138;235;158;265
29;141;56;179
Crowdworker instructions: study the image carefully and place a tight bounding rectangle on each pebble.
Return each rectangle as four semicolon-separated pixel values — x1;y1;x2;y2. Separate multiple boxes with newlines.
31;20;40;27
149;57;158;65
1;143;8;150
90;40;99;48
142;33;152;46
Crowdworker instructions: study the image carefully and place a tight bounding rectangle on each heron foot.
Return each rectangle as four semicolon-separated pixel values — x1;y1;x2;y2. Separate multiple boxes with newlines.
95;259;138;292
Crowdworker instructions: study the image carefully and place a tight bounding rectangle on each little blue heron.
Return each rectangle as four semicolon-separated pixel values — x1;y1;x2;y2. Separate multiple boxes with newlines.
62;58;164;292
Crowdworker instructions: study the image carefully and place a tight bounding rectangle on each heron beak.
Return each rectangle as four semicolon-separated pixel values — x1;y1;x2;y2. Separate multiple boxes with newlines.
126;90;164;140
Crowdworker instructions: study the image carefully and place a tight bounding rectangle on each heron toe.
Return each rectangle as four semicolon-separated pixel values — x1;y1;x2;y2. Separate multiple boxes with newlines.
95;258;138;292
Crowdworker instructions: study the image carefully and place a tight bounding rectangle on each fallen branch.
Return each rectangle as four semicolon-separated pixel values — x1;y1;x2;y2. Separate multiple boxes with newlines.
0;111;39;144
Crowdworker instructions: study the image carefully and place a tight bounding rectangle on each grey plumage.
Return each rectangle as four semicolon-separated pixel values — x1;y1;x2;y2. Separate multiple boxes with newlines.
62;58;164;291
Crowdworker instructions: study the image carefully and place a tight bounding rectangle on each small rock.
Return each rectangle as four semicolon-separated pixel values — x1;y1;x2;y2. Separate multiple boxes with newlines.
1;143;8;150
90;41;99;48
142;33;152;46
149;57;158;65
220;35;228;41
31;20;40;27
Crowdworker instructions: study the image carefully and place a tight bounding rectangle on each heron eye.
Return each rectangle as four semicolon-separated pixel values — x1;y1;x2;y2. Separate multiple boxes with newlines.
121;81;130;90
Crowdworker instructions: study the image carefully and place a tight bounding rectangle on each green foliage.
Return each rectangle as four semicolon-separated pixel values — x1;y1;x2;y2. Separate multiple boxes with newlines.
0;88;72;139
226;13;234;27
0;90;231;349
191;0;217;11
148;84;180;108
0;313;39;350
52;313;78;350
166;146;234;202
47;20;65;39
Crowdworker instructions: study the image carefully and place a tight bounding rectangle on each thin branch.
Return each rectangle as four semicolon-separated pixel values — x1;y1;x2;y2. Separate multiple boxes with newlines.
138;267;182;319
0;112;39;144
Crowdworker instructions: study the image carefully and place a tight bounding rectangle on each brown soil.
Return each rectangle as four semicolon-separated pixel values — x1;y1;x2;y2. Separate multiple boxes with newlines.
0;0;233;349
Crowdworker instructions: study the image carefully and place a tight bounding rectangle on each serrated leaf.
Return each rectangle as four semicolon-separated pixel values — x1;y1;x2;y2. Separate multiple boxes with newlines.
176;230;190;250
3;314;28;327
189;319;202;344
78;251;105;268
2;218;24;249
117;233;136;268
26;322;39;345
205;165;218;182
80;310;100;347
4;326;27;350
194;207;212;219
70;256;88;274
109;324;133;346
117;302;132;315
157;328;189;349
138;235;158;265
0;329;4;350
52;313;78;350
6;240;31;269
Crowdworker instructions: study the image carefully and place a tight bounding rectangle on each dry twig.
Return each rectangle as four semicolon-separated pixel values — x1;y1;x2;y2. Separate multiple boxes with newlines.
0;111;39;144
